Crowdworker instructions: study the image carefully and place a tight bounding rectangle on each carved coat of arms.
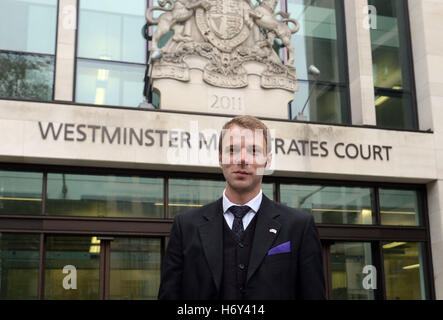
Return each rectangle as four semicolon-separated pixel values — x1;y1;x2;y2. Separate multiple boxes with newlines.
205;0;245;40
146;0;299;91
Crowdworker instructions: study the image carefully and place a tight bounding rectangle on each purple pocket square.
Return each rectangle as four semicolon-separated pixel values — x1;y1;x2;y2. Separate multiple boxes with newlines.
267;241;291;255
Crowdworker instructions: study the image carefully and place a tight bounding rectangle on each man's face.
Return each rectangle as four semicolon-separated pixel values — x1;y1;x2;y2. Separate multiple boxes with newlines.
219;125;270;194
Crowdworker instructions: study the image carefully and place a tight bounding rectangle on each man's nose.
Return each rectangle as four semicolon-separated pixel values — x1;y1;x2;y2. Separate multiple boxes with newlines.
234;148;247;165
241;147;246;164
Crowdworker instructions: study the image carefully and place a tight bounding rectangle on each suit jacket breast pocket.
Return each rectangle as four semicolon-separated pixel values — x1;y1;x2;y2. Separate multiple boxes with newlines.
262;253;293;283
264;252;292;265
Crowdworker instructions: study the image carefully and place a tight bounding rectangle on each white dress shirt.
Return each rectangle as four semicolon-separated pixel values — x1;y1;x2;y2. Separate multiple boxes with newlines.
222;189;263;230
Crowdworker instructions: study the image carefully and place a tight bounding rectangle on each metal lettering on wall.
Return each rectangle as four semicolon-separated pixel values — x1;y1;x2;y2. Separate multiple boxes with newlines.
146;0;299;91
37;122;393;162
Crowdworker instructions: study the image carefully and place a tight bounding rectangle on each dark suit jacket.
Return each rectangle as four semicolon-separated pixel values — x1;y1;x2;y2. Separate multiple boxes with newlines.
158;194;326;300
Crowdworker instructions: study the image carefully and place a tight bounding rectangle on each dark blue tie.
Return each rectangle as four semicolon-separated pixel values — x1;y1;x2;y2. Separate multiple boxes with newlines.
230;205;251;240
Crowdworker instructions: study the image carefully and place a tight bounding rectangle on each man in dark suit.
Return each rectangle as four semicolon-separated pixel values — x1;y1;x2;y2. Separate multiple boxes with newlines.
158;115;325;300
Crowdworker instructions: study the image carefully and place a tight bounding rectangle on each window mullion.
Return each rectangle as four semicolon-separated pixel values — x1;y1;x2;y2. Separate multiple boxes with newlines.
374;186;381;225
372;241;386;300
37;233;46;300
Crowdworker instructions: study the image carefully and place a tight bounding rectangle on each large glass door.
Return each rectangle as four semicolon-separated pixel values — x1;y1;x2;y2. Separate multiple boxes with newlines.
109;237;161;300
322;241;377;300
45;235;100;299
42;235;161;300
0;233;40;299
322;240;428;300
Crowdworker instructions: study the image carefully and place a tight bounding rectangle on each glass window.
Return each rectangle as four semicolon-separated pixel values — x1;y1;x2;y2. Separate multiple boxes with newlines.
330;242;374;300
46;174;164;218
0;52;54;101
168;179;274;218
168;179;226;219
0;0;57;101
262;183;275;202
78;0;146;63
369;0;416;130
110;237;161;300
0;170;43;215
375;89;414;130
76;0;147;108
280;184;374;225
75;59;145;107
290;81;348;123
382;242;426;300
379;189;420;226
44;236;100;300
287;0;349;123
0;233;40;300
0;0;57;54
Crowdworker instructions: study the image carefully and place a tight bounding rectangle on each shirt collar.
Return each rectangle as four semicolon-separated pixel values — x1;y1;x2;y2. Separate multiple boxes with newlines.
223;189;263;214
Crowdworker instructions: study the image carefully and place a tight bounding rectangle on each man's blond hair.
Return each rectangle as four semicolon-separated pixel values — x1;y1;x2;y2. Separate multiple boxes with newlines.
218;115;272;155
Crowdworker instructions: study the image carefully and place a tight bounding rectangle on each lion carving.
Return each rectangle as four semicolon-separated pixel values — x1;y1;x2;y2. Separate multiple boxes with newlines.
146;0;210;51
249;0;300;65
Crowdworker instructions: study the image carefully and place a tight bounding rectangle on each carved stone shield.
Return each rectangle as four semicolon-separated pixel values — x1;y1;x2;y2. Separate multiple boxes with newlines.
206;0;243;40
196;0;250;53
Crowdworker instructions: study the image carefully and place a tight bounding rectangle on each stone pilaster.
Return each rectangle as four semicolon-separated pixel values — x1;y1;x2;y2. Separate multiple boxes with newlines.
54;0;77;101
409;0;443;299
344;0;377;126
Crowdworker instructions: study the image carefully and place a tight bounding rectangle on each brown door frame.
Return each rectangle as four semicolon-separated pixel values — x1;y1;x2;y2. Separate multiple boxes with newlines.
321;241;333;300
98;237;113;300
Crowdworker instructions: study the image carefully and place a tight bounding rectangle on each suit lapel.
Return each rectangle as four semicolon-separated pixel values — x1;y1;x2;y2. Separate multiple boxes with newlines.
247;195;281;283
198;198;224;292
